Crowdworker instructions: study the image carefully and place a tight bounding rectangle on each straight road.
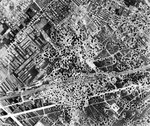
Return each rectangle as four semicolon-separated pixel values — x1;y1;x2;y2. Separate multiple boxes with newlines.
0;103;57;119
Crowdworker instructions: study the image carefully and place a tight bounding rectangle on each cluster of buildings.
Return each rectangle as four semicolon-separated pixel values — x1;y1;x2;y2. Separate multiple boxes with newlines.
0;0;72;96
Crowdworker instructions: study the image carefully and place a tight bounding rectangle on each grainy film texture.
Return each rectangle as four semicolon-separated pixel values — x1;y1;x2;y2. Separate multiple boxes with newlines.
0;0;150;126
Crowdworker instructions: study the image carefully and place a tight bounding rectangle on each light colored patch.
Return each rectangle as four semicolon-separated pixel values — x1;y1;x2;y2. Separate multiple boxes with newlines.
145;0;150;7
86;59;96;70
0;46;8;59
35;121;45;126
0;24;4;33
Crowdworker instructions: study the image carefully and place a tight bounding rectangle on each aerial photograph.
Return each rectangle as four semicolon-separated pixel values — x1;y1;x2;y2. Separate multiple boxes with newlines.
1;0;150;126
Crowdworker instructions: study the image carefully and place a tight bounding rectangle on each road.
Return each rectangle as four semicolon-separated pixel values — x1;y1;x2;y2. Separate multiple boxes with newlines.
0;103;23;126
0;85;46;101
0;104;57;119
115;64;150;76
